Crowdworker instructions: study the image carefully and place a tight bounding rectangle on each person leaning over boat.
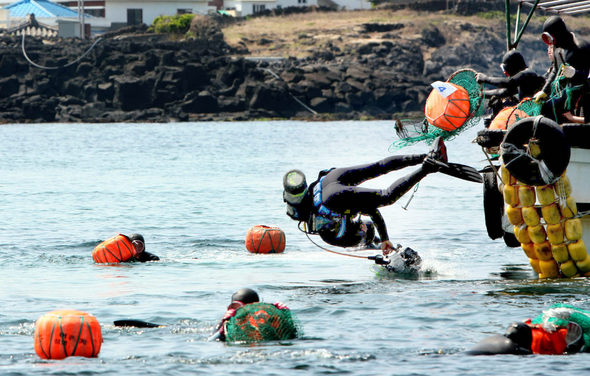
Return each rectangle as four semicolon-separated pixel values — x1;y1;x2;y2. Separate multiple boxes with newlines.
533;16;590;124
467;304;590;355
282;137;449;255
126;233;160;262
476;49;545;119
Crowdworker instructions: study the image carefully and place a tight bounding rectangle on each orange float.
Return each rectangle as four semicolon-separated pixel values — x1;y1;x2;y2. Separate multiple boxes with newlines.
489;106;529;130
34;309;102;359
245;225;286;254
424;82;471;131
92;234;135;263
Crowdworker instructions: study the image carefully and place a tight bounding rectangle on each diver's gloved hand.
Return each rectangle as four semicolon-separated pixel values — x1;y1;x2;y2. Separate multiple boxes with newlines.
422;136;448;172
273;302;289;310
475;73;487;83
381;240;395;256
533;91;547;103
560;64;576;79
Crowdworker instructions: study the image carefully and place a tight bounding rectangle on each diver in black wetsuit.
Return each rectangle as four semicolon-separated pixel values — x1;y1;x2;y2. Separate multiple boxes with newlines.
127;233;160;262
283;138;448;255
533;16;590;124
476;49;545;121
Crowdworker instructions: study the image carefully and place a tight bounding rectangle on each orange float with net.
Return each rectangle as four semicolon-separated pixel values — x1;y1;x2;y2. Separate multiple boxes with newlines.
424;81;471;131
489;105;529;130
92;234;135;263
245;225;286;254
34;309;102;360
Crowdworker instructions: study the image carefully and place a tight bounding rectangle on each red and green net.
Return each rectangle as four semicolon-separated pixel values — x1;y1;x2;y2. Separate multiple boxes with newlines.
224;303;302;343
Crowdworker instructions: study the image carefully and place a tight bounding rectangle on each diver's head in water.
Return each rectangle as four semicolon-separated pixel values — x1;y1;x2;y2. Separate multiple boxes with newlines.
128;233;145;255
505;322;533;351
231;288;260;305
283;169;310;221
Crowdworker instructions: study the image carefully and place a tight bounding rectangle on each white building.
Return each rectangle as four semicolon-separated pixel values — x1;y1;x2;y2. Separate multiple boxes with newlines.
105;0;215;26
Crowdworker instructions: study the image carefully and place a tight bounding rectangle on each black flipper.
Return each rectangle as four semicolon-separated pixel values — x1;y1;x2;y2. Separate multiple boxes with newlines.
430;160;483;183
113;319;162;328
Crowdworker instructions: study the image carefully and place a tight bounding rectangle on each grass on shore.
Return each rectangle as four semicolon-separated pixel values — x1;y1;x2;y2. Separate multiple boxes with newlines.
221;9;588;58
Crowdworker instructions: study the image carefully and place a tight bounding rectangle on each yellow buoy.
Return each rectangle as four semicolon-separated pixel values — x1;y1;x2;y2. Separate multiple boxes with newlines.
564;219;583;241
522;206;541;227
514;225;531;244
551;243;569;263
554;176;572;197
527;225;547;244
500;165;516;185
518;186;536;207
560;196;578;218
529;141;542;158
560;260;578;277
536;185;555;206
575;256;590;273
541;203;561;225
546;223;564;245
534;241;553;261
506;205;524;226
539;259;559;278
521;242;536;259
567;239;588;261
503;185;519;206
529;258;541;274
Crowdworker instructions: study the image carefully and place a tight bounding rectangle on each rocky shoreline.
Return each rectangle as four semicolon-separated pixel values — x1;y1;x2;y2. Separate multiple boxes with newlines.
0;14;579;123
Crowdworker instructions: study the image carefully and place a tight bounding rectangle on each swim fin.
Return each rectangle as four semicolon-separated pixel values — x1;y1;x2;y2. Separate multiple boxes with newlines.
430;160;483;183
113;319;162;328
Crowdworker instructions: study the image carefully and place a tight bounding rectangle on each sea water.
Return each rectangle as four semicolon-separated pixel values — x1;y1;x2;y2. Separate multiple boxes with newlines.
1;121;589;375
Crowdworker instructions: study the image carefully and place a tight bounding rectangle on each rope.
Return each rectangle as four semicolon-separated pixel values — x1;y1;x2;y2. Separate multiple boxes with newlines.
297;221;373;259
481;147;503;185
259;67;318;115
22;33;103;70
402;183;419;210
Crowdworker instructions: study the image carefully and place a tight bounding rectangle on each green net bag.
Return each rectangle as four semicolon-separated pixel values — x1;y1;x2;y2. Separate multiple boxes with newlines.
224;302;301;343
390;69;484;151
531;303;590;349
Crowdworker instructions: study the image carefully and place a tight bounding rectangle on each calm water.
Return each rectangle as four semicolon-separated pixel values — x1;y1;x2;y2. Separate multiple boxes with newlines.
1;121;589;375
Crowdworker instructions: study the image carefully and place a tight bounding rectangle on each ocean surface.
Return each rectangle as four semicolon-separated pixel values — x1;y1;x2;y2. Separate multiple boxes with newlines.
1;120;589;375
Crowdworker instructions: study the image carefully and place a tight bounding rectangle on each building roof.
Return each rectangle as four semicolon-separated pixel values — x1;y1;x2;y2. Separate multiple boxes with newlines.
4;0;80;18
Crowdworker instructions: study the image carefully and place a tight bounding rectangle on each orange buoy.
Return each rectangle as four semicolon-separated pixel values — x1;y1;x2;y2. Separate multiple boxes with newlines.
425;81;471;131
245;225;286;254
92;234;135;263
34;309;102;360
489;106;529;130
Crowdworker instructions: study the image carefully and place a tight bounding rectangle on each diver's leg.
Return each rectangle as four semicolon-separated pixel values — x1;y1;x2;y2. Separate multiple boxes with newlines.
327;154;426;186
323;167;429;211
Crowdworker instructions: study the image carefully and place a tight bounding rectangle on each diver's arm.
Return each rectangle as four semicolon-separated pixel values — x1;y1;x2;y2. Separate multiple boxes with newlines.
366;209;394;253
367;209;388;242
477;74;510;87
541;62;558;94
483;88;509;97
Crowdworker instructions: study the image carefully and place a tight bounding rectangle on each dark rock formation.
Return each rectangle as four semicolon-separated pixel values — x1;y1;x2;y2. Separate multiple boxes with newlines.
0;15;585;123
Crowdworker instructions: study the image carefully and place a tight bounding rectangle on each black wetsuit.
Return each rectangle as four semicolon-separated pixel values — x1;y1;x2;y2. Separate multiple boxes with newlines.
540;17;590;123
131;251;160;262
308;154;428;247
478;50;545;116
479;70;545;102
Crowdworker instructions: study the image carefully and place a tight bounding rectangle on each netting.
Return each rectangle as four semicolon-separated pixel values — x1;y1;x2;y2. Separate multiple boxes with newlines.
390;69;485;151
515;98;542;117
531;303;590;348
224;303;301;343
